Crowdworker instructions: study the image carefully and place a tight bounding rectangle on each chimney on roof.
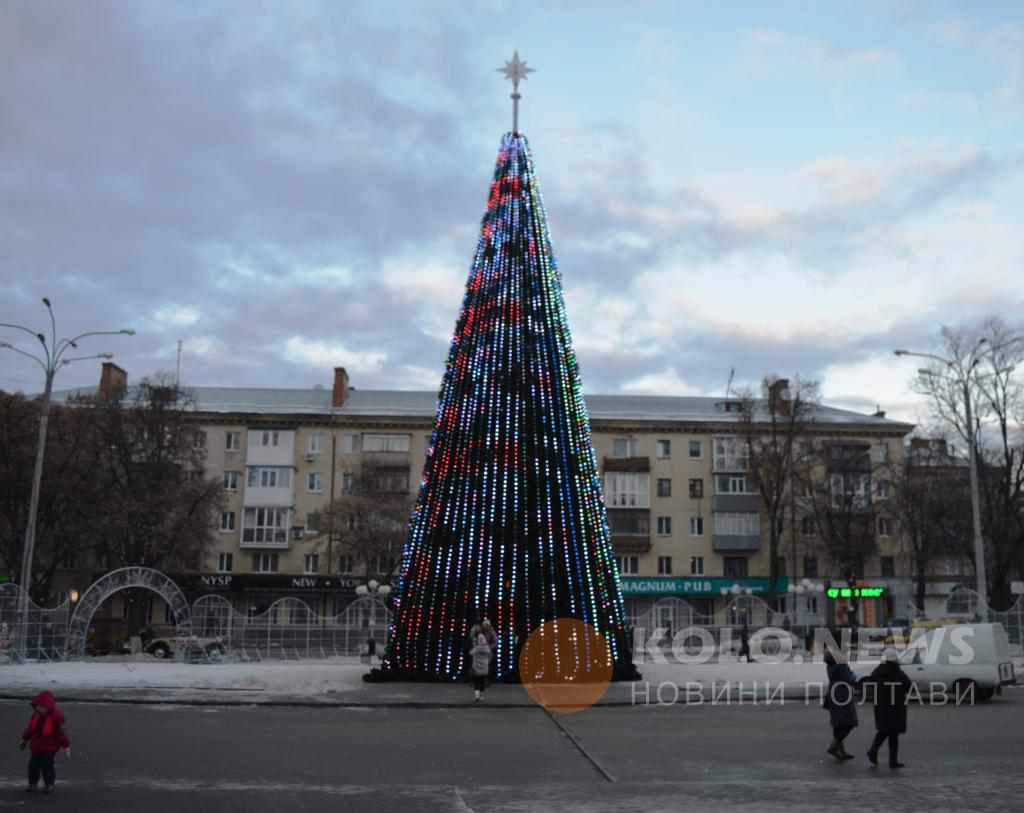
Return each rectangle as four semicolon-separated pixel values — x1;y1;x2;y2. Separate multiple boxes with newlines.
873;405;886;418
98;362;127;402
768;377;791;416
332;367;349;408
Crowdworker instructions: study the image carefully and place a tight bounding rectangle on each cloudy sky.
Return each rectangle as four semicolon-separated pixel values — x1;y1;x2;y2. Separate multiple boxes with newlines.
1;0;1021;425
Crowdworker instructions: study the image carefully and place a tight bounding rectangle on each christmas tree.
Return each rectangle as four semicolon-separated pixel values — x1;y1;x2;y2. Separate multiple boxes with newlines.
378;57;634;683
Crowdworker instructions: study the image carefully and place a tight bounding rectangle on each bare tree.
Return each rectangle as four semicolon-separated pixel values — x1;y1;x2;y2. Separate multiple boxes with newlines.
912;319;1024;609
884;438;972;613
736;376;820;610
0;392;102;603
796;440;881;631
321;468;412;581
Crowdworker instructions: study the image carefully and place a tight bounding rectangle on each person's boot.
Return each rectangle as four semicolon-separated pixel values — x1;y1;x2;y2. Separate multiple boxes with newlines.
826;741;842;760
890;762;906;769
867;748;878;766
838;744;855;761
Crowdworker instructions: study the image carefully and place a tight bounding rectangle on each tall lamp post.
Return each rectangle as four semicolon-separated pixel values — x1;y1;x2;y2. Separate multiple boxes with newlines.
1;299;134;656
894;338;1022;621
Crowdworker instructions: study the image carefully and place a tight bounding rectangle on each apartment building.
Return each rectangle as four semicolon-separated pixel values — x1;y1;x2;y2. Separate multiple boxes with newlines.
56;364;918;624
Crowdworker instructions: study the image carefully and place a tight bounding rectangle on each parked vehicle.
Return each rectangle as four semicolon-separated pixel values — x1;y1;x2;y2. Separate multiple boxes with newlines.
146;634;226;660
852;622;1016;702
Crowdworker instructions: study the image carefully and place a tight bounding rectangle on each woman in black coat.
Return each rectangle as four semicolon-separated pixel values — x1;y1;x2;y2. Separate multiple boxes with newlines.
859;648;912;769
823;649;858;760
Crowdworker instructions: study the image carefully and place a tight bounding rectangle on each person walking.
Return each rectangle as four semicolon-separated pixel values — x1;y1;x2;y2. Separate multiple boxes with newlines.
19;690;71;793
860;647;911;769
822;648;858;761
470;631;493;702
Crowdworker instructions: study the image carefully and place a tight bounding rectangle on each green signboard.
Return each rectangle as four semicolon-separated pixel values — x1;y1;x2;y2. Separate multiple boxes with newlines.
826;586;886;599
619;576;788;597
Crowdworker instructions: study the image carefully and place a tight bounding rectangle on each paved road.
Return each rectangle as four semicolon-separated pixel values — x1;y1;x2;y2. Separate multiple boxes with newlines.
1;691;1022;812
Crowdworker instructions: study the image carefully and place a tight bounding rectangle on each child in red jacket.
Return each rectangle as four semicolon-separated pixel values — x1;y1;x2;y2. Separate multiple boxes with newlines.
19;690;71;793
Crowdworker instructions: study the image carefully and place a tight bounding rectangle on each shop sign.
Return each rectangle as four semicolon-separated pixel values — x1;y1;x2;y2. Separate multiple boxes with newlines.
826;585;886;599
619;576;788;597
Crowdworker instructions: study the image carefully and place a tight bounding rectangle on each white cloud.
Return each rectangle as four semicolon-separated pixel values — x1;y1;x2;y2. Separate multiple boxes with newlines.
152;304;201;329
282;336;387;373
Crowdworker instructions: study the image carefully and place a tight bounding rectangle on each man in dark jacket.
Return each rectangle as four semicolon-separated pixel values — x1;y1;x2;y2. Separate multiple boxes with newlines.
19;690;71;793
859;648;911;769
823;649;858;760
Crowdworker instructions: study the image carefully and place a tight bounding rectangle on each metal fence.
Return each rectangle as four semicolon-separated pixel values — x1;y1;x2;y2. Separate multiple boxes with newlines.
0;583;70;663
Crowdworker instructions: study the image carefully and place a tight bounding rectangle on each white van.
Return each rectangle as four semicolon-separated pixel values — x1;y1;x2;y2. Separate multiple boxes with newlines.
851;623;1016;702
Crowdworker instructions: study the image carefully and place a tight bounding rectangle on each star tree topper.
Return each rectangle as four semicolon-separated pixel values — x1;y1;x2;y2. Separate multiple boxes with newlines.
498;50;535;134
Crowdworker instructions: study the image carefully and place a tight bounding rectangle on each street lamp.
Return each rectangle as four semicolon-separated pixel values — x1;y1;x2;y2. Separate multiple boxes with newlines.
1;299;134;656
893;337;1022;620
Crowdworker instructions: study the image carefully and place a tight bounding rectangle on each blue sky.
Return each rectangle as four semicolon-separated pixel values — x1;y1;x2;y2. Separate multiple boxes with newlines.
1;0;1021;425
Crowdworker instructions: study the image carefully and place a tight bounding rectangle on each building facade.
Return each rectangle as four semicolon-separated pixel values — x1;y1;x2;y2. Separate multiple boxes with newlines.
57;364;921;627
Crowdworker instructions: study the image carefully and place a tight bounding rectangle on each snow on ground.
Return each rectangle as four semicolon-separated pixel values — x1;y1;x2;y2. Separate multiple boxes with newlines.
1;654;1021;704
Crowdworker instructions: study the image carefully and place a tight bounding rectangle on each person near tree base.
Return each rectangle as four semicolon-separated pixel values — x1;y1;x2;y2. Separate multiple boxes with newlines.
19;690;71;793
470;631;493;702
859;648;912;769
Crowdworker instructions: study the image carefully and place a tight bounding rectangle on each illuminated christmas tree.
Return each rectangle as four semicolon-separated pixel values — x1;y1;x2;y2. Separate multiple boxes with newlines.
378;55;633;682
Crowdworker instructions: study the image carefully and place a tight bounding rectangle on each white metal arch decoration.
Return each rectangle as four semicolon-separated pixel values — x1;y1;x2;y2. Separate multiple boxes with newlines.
66;567;191;658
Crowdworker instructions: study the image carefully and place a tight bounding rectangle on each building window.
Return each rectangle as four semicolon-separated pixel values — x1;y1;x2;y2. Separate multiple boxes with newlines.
307;432;324;455
338;555;354;574
689;516;704;536
713;436;749;471
608;513;649;535
658;556;673;575
225;431;240;451
247;467;291;488
688;478;704;499
715;474;752;494
875;443;890;463
617;556;639;575
688;440;703;459
604;472;650;508
657;478;672;498
803;557;818;578
304;554;320;575
943;558;963;576
217;553;233;573
368;467;409;494
657;516;672;536
224;471;240;491
307;512;321;533
713;512;760;536
612;437;640;458
656;439;671;459
341;433;361;454
242;508;289;543
806;596;819;614
307;472;323;493
877;517;893;537
875;479;891;499
800;516;815;536
690;556;704;576
362;433;411;453
258;430;280;447
193;430;207;449
254;553;279;573
831;473;871;510
723;557;749;579
881;556;895;578
220;511;236;532
341;471;354;495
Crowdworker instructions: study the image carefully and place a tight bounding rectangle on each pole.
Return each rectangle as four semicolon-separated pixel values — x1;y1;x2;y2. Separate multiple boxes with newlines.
963;378;989;620
17;368;54;656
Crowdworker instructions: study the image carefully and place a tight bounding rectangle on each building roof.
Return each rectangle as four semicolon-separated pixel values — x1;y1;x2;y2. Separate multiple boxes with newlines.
49;384;915;432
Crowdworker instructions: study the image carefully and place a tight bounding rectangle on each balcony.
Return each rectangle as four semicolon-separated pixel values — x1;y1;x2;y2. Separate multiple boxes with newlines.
602;456;650;473
607;508;651;554
240;529;290;550
362;451;411;469
712;493;761;512
712;534;761;552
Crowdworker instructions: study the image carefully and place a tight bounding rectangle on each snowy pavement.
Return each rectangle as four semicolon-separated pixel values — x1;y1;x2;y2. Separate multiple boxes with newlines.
2;655;1021;706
